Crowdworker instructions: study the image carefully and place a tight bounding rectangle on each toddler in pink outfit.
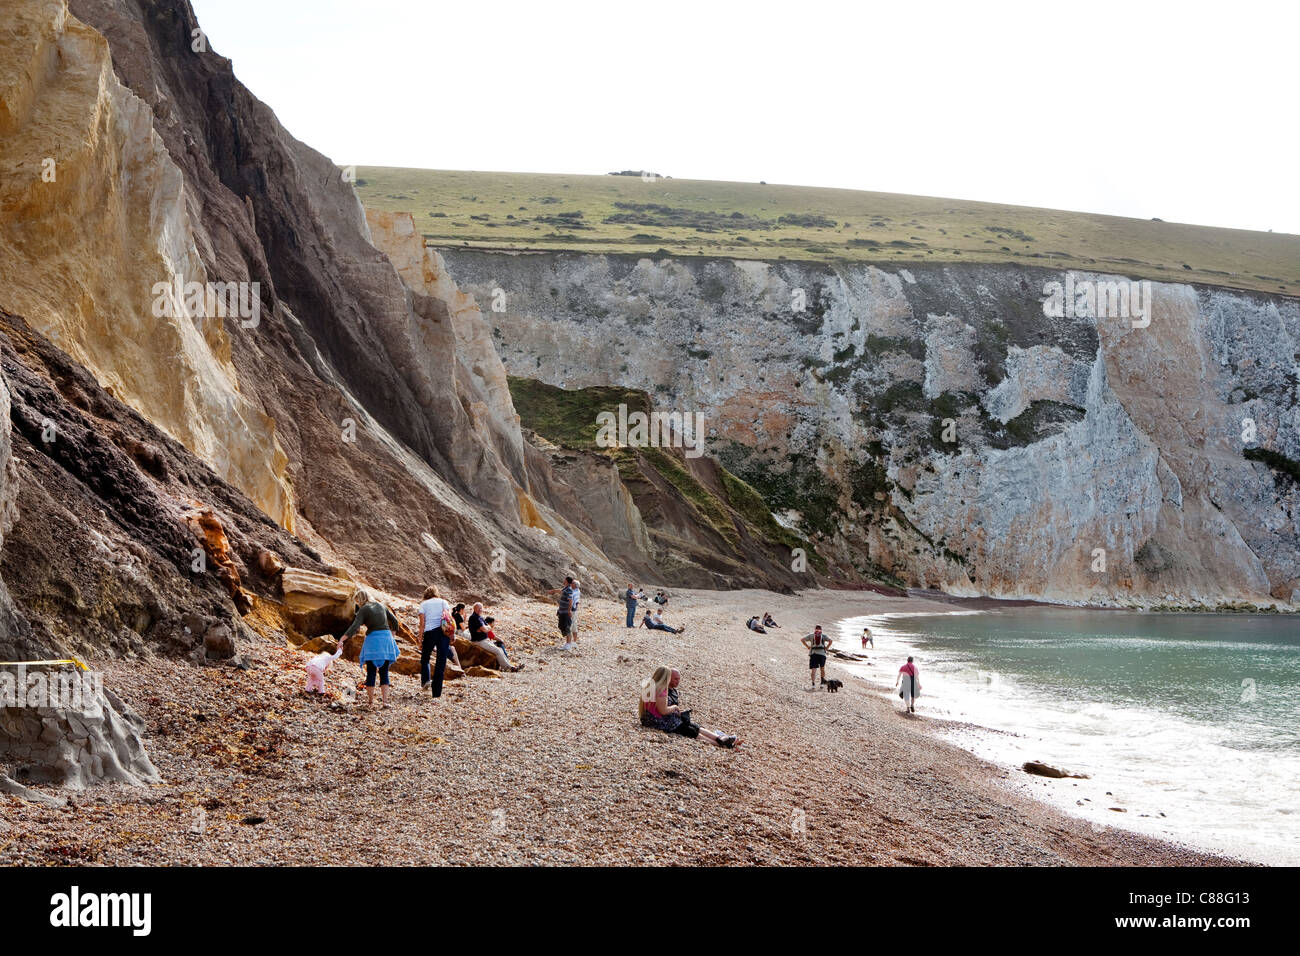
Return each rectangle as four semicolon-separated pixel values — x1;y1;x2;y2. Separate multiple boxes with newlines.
304;643;345;693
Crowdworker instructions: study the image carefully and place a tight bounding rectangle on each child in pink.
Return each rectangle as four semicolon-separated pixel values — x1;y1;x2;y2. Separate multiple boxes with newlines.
304;643;345;693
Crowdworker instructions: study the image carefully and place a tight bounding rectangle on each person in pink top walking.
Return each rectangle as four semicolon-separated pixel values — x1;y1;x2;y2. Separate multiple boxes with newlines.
894;656;921;713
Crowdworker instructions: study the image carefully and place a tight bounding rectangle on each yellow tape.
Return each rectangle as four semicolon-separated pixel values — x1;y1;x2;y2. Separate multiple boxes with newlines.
0;659;89;671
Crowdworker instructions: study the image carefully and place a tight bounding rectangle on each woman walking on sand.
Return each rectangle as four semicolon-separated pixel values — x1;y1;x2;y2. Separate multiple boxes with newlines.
894;656;921;713
417;585;453;699
638;666;739;749
341;589;402;708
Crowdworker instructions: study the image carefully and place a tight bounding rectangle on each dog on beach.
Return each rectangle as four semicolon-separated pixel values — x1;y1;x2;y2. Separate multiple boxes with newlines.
824;679;843;693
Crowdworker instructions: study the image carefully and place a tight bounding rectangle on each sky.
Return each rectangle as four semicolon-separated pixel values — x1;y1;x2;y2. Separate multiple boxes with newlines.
188;0;1299;234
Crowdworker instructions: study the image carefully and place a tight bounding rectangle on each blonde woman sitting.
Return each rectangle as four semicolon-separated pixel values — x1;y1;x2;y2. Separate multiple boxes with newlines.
639;665;739;749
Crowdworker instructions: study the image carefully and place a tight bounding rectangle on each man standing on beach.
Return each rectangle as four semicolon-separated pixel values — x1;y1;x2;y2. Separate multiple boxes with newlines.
548;576;579;650
625;584;644;628
570;578;582;646
862;626;874;649
802;625;832;689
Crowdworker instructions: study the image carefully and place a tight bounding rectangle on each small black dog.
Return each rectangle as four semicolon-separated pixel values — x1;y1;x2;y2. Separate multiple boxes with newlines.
825;679;843;693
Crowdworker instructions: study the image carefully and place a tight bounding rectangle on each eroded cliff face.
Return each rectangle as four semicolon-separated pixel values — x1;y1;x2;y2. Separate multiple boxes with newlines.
0;0;640;673
0;0;294;527
438;249;1300;607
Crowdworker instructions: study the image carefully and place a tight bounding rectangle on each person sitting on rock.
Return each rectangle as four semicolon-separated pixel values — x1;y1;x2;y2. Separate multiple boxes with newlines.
763;612;780;628
468;603;523;672
341;589;402;708
643;608;684;634
639;665;739;749
746;615;767;634
483;616;515;661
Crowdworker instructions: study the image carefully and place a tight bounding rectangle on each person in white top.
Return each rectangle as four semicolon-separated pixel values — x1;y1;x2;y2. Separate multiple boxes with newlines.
417;585;454;698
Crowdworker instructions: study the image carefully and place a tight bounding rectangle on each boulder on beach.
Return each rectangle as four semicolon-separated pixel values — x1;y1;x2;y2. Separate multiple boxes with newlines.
1022;760;1088;779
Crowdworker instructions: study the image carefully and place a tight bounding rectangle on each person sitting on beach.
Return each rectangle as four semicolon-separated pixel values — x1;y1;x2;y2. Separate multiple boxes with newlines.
762;612;780;628
468;603;523;672
483;616;515;661
639;665;739;749
643;609;684;634
801;624;832;689
341;589;402;708
894;656;921;713
448;604;466;666
746;615;767;634
653;590;669;606
861;626;874;649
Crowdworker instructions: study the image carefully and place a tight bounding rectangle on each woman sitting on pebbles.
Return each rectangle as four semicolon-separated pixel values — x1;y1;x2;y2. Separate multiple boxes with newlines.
639;665;739;749
341;589;402;708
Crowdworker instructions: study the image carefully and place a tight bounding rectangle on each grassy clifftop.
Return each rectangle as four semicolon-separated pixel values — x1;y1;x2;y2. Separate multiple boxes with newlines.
356;167;1300;297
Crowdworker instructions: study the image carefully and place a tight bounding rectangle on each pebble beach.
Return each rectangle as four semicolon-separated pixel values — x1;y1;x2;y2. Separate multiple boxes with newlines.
0;588;1237;866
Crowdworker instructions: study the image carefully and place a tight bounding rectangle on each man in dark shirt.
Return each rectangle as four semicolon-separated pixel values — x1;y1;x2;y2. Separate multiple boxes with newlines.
547;575;578;650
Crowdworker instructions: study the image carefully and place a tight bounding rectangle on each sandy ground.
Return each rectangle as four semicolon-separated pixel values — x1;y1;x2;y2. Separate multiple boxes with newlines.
0;587;1235;866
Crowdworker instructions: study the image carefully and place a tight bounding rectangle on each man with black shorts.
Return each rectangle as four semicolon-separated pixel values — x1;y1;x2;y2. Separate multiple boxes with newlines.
801;625;832;689
549;576;578;650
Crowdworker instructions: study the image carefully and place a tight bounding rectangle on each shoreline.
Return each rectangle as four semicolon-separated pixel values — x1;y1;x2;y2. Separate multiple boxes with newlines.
0;586;1245;866
838;603;1293;865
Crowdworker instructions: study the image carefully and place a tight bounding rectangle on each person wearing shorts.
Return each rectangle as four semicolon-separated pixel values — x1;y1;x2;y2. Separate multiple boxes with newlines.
550;576;578;649
801;625;832;689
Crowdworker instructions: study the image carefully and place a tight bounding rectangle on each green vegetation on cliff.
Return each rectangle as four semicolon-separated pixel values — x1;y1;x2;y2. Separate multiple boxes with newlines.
508;375;820;568
356;167;1300;296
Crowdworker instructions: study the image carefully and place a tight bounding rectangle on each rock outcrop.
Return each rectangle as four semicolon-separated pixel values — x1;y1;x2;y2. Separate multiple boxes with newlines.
1;670;159;789
438;249;1300;607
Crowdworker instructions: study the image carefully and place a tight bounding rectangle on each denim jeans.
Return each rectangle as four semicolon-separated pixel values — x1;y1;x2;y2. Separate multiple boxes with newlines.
420;629;452;697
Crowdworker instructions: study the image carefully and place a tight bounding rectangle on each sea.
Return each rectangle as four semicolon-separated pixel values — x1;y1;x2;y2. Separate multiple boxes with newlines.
834;606;1300;864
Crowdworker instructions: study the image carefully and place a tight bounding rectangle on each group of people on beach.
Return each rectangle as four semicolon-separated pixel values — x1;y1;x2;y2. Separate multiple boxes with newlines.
310;577;922;736
307;586;525;708
625;585;684;633
797;622;919;710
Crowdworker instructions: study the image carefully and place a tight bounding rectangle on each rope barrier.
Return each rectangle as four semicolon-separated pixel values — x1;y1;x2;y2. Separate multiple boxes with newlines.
0;659;89;671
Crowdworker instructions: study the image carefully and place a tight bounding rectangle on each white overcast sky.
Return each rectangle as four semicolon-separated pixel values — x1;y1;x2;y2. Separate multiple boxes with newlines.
188;0;1298;234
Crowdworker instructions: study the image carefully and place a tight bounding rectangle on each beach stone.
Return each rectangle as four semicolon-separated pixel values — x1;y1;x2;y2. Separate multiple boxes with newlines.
204;623;236;660
256;549;284;576
454;637;505;670
1022;760;1087;779
464;665;502;679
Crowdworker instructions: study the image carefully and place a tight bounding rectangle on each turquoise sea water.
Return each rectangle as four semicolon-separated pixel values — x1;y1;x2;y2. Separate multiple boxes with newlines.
836;608;1300;864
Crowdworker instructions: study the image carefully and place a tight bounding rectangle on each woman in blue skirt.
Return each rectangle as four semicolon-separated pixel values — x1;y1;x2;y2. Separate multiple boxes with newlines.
342;589;401;708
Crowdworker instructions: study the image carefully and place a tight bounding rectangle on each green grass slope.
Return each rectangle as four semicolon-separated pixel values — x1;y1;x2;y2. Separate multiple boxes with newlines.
508;376;822;573
356;167;1300;296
